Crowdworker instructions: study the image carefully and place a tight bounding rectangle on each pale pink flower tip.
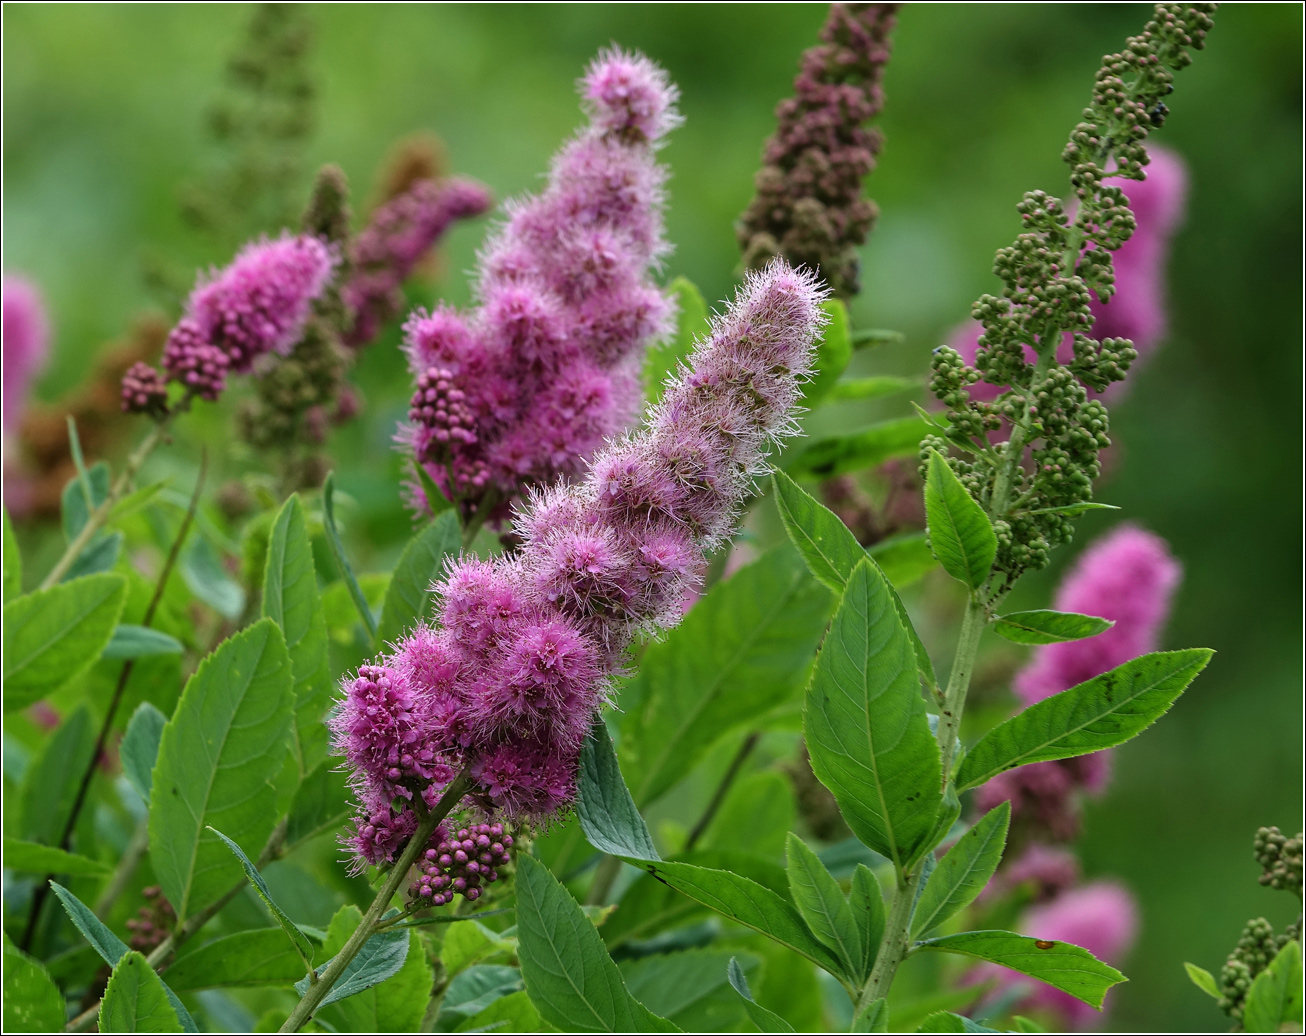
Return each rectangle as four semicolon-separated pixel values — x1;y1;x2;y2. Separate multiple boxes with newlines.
3;274;50;433
582;48;682;143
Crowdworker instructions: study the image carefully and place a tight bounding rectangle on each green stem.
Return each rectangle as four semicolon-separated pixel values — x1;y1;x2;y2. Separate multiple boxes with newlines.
279;771;473;1033
857;868;920;1013
684;730;760;852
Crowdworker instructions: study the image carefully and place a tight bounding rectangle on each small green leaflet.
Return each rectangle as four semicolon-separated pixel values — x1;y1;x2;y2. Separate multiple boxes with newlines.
915;1011;1000;1033
576;719;660;861
103;625;183;659
924;449;996;590
1183;962;1220;1000
413;456;456;518
849;864;885;979
726;957;794;1033
785;833;862;982
992;610;1113;646
911;803;1010;940
121;702;168;804
292;923;409;1008
955;649;1214;791
209;826;314;972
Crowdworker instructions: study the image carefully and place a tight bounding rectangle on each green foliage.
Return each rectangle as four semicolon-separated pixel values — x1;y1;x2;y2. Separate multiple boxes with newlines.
452;990;542;1033
849;864;886;979
376;509;460;644
1183;961;1220;999
321;472;379;640
619;546;831;808
620;950;759;1031
3;837;109;876
20;704;95;845
784;416;931;479
803;560;941;872
727;956;795;1032
165;929;308;991
181;535;245;619
291;904;410;1008
914;930;1126;1009
441;965;523;1025
121;702;168;803
911;803;1010;940
915;1012;999;1033
149;618;294;922
412;456;455;517
956;649;1214;791
3;508;21;603
828;375;920;402
3;571;126;711
785;833;864;981
515;854;679;1032
924;449;996;590
992;609;1113;646
103;624;184;658
645;276;709;405
802;299;854;408
262;493;331;775
100;950;185;1033
285;760;351;849
315;907;433;1033
1242;938;1303;1033
577;719;661;860
3;934;66;1033
62;460;123;579
209;826;315;971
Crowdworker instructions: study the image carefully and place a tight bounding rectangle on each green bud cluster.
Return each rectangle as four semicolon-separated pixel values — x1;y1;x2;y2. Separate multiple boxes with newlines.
1254;826;1304;897
925;3;1215;588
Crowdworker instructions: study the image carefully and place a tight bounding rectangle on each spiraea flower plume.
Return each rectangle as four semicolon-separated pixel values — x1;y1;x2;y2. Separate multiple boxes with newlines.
333;260;826;868
736;3;898;298
3;275;50;433
398;48;681;523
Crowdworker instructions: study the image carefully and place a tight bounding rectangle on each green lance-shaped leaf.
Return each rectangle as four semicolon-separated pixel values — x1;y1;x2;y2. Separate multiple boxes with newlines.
3;572;127;712
121;702;168;804
149;618;294;923
645;276;709;405
924;449;996;590
955;649;1214;791
316;907;433;1033
321;472;378;640
292;918;409;1008
802;299;853;408
1183;962;1220;1000
376;510;461;645
726;956;795;1033
3;508;21;604
514;853;680;1032
100;951;184;1033
849;863;886;979
20;704;95;845
49;883;198;1032
3;838;109;876
3;933;66;1033
262;493;331;775
913;930;1125;1009
165;929;310;991
992;610;1114;646
103;625;184;659
915;1012;1001;1033
577;719;660;861
773;471;937;691
413;456;456;518
785;415;932;479
912;803;1011;940
620;545;832;808
209;826;314;972
785;833;862;980
1243;938;1303;1032
803;560;942;872
624;858;848;981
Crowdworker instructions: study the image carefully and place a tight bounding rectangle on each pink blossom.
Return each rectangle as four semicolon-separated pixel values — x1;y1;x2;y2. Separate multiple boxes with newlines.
3;274;50;433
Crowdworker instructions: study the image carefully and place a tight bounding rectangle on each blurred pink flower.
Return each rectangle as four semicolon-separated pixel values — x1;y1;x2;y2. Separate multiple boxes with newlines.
3;274;50;433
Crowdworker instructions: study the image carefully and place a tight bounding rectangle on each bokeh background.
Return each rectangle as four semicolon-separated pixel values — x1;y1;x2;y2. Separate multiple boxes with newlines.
4;4;1300;1030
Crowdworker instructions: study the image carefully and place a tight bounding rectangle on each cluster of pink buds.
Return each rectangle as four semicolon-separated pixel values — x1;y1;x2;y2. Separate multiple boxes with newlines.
408;821;513;907
125;886;175;953
120;361;170;416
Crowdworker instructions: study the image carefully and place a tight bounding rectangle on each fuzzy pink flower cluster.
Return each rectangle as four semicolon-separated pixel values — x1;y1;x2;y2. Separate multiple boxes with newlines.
343;178;493;349
950;146;1188;403
398;49;681;522
977;524;1182;837
151;233;335;402
333;261;826;867
3;275;50;433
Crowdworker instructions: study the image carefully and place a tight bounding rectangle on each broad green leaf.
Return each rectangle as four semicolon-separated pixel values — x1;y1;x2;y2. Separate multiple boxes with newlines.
321;472;378;640
121;702;168;804
645;276;709;405
624;858;847;981
376;510;461;645
924;450;995;590
912;803;1010;939
3;838;108;876
181;536;245;620
773;472;936;689
1183;962;1220;1000
854;998;889;1032
726;956;794;1032
3;572;126;711
1243;938;1302;1032
828;376;920;402
802;299;853;408
916;1012;1000;1033
413;456;456;517
515;853;679;1032
49;883;197;1032
849;864;885;979
292;905;409;1008
104;624;184;659
209;827;314;971
320;919;433;1033
620;950;757;1031
785;416;930;479
262;494;331;775
166;929;308;991
620;546;832;808
867;532;938;590
454;990;541;1033
577;719;660;861
100;950;184;1032
441;964;523;1022
914;930;1125;1008
992;610;1113;646
285;761;351;850
3;508;21;603
442;919;516;975
149;619;294;922
785;833;862;979
803;560;942;871
699;770;795;859
20;704;95;845
955;649;1214;791
3;933;66;1032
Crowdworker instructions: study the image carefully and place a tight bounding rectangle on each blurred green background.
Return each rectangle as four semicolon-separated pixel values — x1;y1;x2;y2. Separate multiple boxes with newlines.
4;4;1300;1030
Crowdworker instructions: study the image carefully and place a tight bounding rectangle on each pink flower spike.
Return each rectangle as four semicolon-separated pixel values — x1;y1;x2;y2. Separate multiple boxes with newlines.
3;275;50;433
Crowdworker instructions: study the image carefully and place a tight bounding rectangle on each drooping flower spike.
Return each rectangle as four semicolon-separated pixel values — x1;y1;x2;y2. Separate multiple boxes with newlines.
334;260;827;869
